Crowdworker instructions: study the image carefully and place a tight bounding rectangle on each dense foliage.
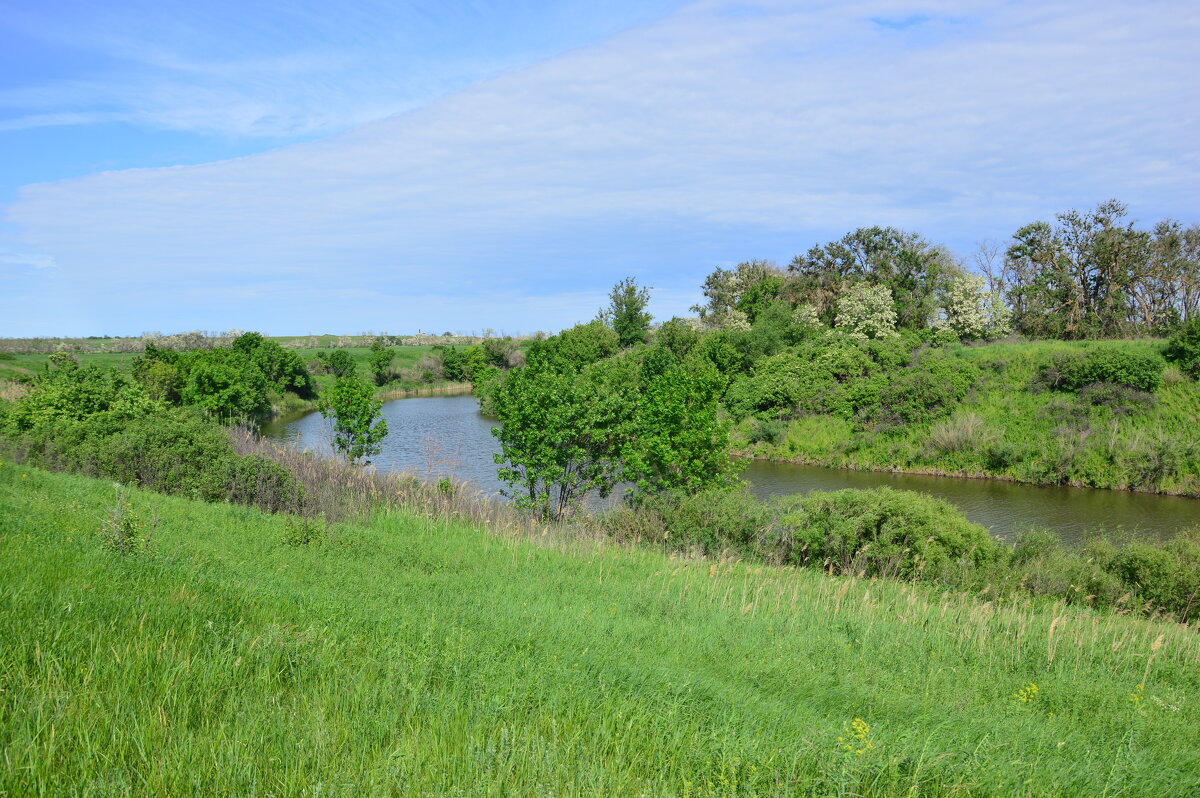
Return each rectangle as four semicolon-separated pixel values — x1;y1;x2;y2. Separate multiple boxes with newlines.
133;331;314;422
490;321;736;517
1165;316;1200;379
0;358;302;514
1039;348;1165;393
624;486;1200;623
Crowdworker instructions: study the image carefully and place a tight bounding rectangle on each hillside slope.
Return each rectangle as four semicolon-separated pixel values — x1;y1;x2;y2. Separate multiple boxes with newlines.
2;465;1198;796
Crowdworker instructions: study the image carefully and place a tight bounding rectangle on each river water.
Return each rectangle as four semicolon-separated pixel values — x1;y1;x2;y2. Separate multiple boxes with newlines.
261;394;1199;544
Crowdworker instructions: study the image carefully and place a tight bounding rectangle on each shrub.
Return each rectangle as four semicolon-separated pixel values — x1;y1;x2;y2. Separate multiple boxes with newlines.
99;486;157;555
724;353;818;418
3;406;305;515
1039;349;1165;393
870;354;979;427
772;488;1002;579
316;350;356;379
641;488;773;558
1102;531;1200;622
996;530;1126;609
746;418;788;445
1164;317;1200;379
1076;382;1156;415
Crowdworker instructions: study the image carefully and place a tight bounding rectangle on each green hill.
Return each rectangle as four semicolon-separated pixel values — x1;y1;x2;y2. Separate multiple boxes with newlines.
3;464;1198;796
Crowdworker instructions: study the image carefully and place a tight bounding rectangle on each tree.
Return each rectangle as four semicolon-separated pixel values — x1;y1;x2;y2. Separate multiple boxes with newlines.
789;228;954;330
525;321;619;373
937;273;1011;340
1001;200;1183;339
834;284;898;339
1165;316;1200;380
368;340;394;386
693;260;785;327
317;350;355;379
604;277;652;348
491;359;634;518
318;376;388;463
623;359;738;499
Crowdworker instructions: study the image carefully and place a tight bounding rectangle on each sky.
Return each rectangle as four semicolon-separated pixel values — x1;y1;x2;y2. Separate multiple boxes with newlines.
2;0;1197;337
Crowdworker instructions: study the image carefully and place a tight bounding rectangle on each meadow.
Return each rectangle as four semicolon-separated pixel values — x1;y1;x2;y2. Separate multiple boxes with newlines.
3;463;1199;796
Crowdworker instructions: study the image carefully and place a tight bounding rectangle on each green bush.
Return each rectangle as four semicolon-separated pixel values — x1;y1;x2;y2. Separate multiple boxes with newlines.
1040;349;1165;393
316;350;356;379
996;530;1126;609
772;488;1002;579
3;406;304;515
1165;317;1200;379
868;353;979;427
641;488;773;557
1100;531;1200;622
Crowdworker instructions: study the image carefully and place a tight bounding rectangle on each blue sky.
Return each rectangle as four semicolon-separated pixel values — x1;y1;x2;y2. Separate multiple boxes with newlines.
2;0;1197;337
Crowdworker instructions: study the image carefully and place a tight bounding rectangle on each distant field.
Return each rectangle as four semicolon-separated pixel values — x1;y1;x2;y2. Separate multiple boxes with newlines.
0;345;446;395
3;464;1198;796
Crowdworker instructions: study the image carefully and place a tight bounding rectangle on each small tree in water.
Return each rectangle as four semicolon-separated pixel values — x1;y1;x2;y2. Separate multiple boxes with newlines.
318;375;388;463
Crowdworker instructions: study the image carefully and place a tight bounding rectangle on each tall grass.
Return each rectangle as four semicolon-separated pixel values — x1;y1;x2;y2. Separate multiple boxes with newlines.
2;464;1198;796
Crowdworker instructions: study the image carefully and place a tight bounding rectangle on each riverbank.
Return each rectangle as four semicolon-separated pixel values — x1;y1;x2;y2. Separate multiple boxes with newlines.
4;463;1198;796
375;381;473;400
734;446;1200;499
726;339;1200;498
263;379;472;422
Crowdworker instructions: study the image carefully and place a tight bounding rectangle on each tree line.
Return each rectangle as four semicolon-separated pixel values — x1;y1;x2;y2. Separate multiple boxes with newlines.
693;200;1198;342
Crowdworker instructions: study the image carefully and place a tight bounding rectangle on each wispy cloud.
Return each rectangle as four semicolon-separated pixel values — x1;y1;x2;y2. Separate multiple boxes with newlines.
3;0;1197;335
1;0;687;138
0;252;56;269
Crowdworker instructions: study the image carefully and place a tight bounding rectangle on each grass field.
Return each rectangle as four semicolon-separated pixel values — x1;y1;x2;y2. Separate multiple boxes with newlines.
3;463;1198;796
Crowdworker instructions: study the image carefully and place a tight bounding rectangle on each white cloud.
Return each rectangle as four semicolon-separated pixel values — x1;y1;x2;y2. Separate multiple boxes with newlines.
3;0;1198;334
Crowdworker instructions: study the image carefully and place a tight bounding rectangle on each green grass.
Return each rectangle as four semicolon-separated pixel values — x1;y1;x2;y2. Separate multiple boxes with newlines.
3;464;1199;796
735;338;1200;496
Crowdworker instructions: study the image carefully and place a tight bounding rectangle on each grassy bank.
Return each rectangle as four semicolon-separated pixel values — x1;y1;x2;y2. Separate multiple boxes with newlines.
3;464;1199;796
732;339;1200;496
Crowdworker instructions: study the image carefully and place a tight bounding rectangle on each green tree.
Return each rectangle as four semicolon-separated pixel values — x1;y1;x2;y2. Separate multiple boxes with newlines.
525;321;619;373
604;277;653;348
180;352;271;422
318;376;388;463
437;345;489;383
623;359;738;499
491;359;635;519
693;260;785;327
368;340;394;386
1165;316;1200;379
789;228;953;330
3;354;157;432
318;350;356;379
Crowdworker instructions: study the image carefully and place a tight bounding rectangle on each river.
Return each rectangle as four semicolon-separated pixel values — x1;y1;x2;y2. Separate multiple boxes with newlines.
261;394;1198;544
